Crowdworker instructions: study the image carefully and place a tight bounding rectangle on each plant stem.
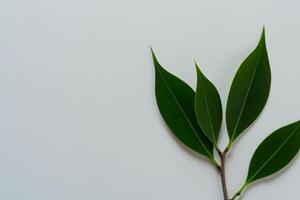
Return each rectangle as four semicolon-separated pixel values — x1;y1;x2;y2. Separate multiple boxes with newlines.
218;147;229;200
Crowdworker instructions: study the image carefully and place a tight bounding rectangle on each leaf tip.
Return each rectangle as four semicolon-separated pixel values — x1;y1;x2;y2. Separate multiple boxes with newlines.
150;46;155;57
150;47;160;68
194;60;201;74
260;27;266;43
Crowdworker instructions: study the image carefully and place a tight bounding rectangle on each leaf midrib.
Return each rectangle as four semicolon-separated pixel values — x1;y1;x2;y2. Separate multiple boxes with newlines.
247;123;300;183
156;66;213;158
231;43;263;141
198;74;217;144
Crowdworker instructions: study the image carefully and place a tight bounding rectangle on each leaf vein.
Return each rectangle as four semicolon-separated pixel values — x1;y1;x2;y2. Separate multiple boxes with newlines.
247;123;300;183
199;75;217;144
231;43;263;140
156;67;213;158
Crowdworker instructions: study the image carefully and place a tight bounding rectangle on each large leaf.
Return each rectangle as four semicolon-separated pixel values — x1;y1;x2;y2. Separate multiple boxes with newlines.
246;121;300;184
226;29;271;144
194;63;222;146
151;49;214;161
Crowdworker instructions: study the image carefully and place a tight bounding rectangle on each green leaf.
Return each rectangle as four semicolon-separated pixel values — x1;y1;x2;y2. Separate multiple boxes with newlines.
246;121;300;184
194;63;222;147
226;28;271;144
151;49;214;161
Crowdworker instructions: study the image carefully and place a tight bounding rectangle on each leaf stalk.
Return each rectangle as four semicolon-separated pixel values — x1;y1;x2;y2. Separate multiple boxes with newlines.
230;182;247;200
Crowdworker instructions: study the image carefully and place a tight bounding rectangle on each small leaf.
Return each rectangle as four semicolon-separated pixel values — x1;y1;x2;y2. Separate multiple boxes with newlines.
226;28;271;144
194;63;222;146
151;49;214;161
246;121;300;184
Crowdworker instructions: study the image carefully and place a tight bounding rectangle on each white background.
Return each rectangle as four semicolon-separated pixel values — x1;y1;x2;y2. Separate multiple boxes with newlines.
0;0;300;199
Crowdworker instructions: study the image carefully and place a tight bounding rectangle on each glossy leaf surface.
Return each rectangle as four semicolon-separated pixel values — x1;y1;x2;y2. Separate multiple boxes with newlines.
194;63;222;146
152;49;214;160
226;29;271;143
246;121;300;184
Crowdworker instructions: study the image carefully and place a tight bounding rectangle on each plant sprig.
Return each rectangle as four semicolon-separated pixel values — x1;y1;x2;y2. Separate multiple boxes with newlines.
151;28;300;200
